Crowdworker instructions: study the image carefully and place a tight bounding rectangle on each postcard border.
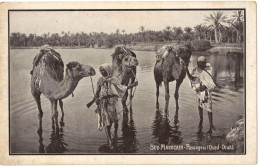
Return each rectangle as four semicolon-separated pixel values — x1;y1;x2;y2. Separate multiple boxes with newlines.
8;8;247;156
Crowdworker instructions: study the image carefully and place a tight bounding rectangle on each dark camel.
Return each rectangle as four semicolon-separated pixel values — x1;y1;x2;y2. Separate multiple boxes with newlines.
111;46;139;110
30;47;96;122
154;45;192;109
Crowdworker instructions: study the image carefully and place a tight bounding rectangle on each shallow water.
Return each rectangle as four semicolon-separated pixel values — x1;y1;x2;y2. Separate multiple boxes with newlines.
10;48;245;154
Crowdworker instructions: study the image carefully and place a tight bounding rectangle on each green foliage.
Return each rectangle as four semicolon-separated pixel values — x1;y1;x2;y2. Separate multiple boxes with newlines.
191;40;212;52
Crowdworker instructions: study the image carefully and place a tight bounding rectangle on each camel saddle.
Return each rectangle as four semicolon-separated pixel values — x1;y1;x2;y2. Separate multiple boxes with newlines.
155;45;184;80
33;45;63;67
156;45;174;62
31;45;64;83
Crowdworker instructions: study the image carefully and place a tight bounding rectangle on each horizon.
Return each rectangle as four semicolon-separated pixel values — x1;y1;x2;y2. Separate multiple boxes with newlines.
10;10;238;36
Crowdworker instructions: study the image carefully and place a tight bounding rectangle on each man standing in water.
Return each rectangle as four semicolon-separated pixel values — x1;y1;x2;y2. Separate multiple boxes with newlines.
190;56;217;134
93;64;138;149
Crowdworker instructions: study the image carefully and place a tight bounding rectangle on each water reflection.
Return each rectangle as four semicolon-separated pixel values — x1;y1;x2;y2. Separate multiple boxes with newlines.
37;116;45;153
169;108;182;145
196;121;204;142
10;49;244;154
192;51;243;91
119;107;138;153
98;107;138;153
37;115;68;153
98;124;119;153
46;116;67;153
152;107;182;147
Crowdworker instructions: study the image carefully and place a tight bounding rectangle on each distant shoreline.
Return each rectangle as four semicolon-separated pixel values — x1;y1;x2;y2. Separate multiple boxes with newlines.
10;42;244;54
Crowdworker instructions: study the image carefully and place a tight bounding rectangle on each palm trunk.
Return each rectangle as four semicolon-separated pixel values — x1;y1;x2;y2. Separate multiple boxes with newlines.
236;30;241;43
218;29;222;43
214;28;219;43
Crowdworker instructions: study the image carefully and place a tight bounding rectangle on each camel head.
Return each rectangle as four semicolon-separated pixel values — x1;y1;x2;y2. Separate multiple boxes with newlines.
113;46;139;68
176;46;192;67
66;62;96;79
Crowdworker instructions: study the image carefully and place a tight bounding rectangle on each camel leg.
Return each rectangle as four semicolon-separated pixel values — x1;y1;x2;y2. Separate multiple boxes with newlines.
156;81;161;108
128;78;133;110
37;114;45;153
129;88;133;110
51;100;58;123
122;91;128;112
129;78;133;103
164;81;170;109
59;100;64;116
174;79;183;110
32;92;43;119
59;100;65;127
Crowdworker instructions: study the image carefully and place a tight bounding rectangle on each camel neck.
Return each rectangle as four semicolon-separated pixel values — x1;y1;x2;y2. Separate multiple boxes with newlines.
43;71;80;100
112;61;122;77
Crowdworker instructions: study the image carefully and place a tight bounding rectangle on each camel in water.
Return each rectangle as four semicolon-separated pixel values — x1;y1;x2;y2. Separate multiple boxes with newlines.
154;45;192;109
111;46;139;111
30;46;96;122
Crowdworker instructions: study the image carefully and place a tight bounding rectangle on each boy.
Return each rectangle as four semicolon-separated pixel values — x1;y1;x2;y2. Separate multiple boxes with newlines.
188;56;217;134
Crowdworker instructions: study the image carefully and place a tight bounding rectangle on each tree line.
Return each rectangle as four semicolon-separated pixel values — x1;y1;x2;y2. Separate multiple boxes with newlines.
10;11;244;48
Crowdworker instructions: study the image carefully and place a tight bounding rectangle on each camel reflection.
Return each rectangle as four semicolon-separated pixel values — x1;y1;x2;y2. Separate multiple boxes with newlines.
98;107;138;153
37;115;67;153
37;116;45;153
119;108;138;153
152;107;182;146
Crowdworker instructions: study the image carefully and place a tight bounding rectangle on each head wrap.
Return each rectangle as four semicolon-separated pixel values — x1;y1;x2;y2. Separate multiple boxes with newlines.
100;63;113;78
197;56;207;63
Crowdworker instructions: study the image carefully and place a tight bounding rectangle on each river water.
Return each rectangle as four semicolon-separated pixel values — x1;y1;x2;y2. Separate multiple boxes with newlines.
10;48;245;154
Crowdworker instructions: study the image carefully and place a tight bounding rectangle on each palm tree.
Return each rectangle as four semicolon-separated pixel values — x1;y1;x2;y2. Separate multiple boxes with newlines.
20;33;27;47
228;10;244;43
139;26;146;42
204;11;227;43
116;29;120;35
184;27;192;34
122;29;125;35
75;33;81;47
163;26;171;41
165;26;171;31
194;24;207;40
206;26;214;42
173;27;183;41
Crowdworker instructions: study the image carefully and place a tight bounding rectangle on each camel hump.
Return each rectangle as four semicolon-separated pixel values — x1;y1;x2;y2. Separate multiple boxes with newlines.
33;45;64;81
156;45;175;62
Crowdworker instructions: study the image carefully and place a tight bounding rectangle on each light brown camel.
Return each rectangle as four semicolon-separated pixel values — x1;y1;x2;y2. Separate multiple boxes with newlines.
111;46;139;111
30;47;96;122
154;45;192;109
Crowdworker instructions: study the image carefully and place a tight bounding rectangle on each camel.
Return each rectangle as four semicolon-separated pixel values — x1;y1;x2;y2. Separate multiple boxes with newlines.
30;46;96;122
154;45;192;109
111;46;139;111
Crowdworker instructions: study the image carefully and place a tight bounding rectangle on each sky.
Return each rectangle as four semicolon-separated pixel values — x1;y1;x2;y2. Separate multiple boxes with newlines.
10;10;237;35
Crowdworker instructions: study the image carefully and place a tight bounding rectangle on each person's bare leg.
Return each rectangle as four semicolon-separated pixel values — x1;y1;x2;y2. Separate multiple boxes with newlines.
198;106;203;123
197;106;203;133
207;112;215;134
105;125;113;149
